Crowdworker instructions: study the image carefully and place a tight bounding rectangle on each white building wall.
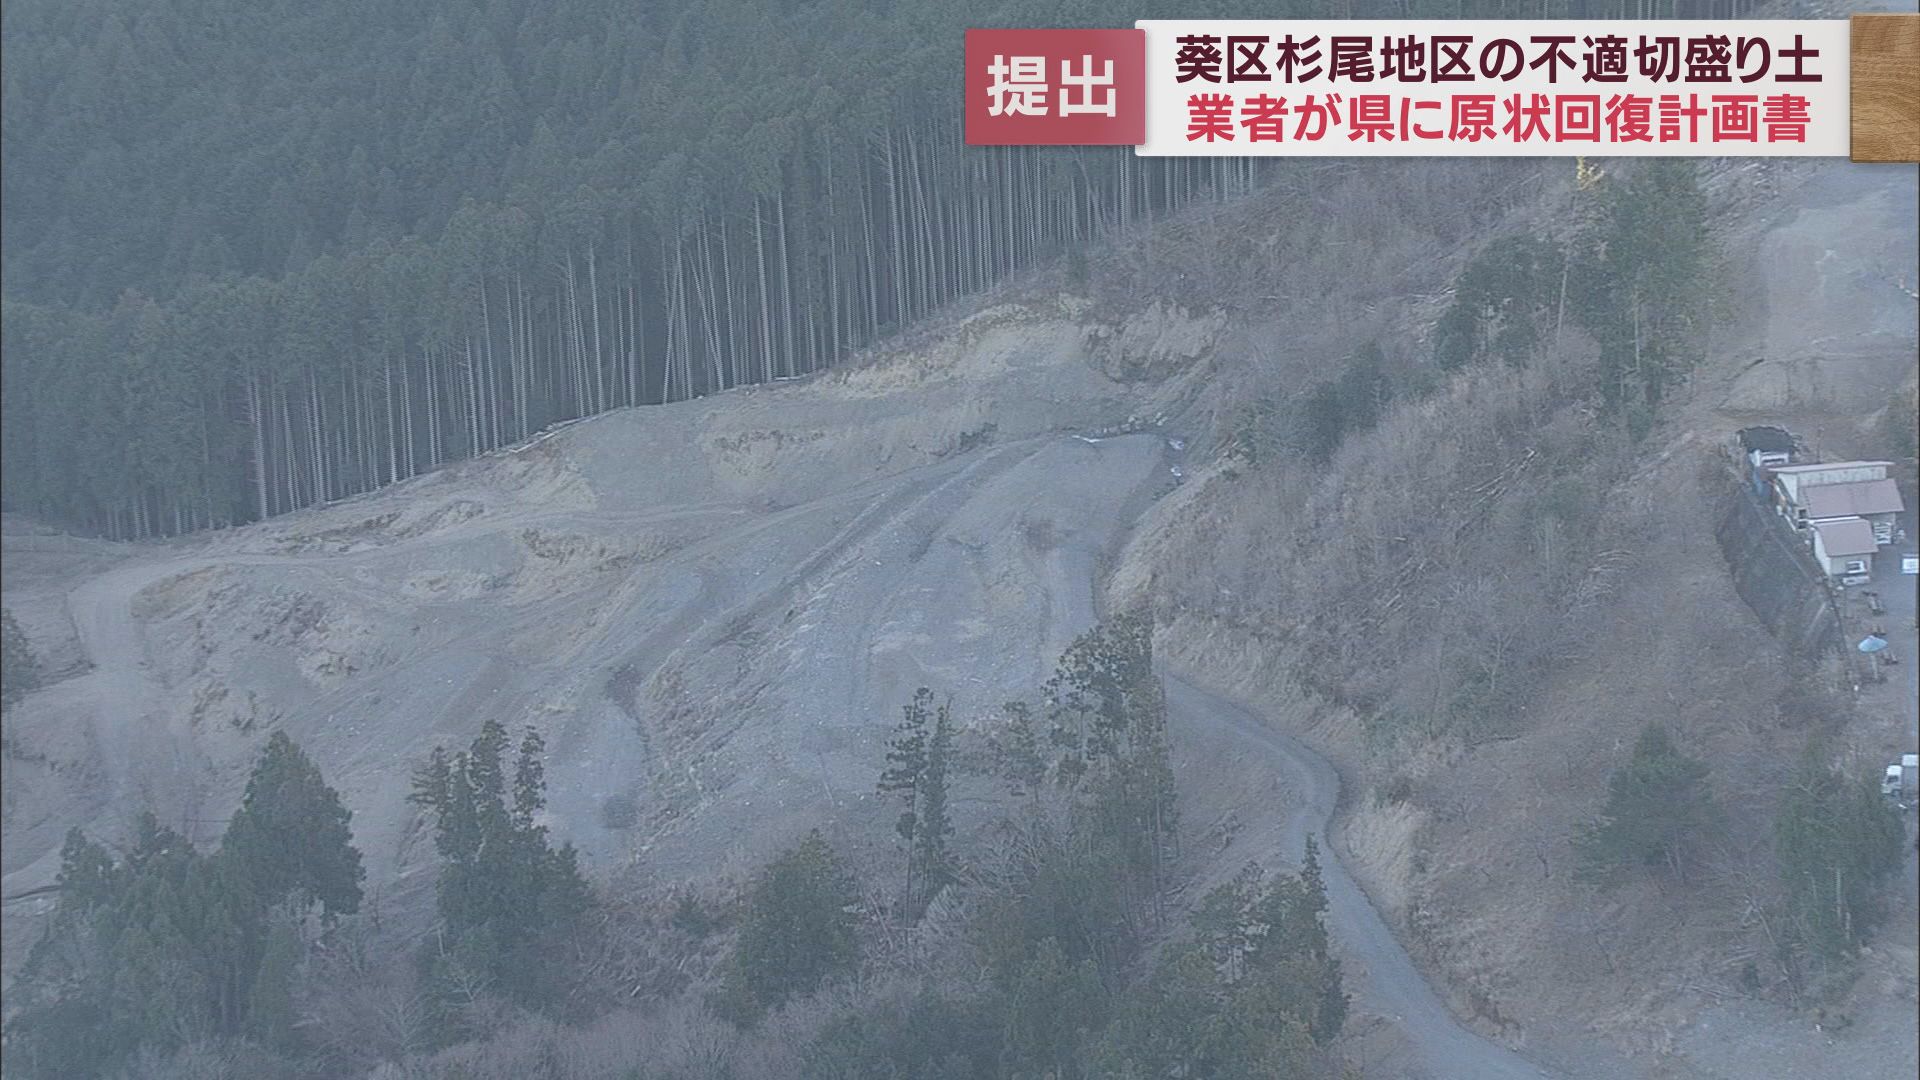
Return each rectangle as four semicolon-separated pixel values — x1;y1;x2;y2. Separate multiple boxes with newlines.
1776;463;1890;503
1812;531;1843;575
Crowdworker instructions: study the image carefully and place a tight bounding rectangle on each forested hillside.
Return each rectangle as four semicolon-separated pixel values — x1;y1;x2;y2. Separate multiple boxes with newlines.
2;0;1251;537
1;0;1769;538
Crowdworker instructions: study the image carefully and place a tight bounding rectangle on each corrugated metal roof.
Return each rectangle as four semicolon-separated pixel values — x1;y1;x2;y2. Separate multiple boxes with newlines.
1813;517;1878;558
1802;479;1906;519
1770;460;1892;475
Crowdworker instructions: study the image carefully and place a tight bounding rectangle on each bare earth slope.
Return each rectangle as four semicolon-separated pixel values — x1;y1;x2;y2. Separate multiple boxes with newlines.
0;301;1191;898
0;282;1568;1079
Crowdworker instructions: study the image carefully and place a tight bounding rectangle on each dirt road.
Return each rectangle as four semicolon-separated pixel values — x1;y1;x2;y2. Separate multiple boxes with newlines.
1022;445;1560;1080
1165;678;1557;1080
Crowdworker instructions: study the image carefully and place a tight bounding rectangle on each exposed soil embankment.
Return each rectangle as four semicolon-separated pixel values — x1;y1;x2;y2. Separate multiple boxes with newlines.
1713;485;1862;682
0;297;1221;915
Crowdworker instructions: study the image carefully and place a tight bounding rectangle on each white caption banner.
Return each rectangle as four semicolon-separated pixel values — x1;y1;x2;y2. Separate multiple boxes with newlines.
1136;20;1850;156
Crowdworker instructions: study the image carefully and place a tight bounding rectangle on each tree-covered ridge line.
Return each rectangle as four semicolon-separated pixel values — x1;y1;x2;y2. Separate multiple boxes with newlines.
2;0;1766;538
2;141;1273;538
2;0;1745;308
1;145;1263;539
1;0;1269;539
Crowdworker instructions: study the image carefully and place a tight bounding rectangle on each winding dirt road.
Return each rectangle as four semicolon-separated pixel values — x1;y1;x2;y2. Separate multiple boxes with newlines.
1165;679;1556;1080
1026;439;1558;1079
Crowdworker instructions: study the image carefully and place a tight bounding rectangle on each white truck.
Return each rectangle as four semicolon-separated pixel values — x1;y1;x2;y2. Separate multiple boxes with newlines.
1882;754;1919;808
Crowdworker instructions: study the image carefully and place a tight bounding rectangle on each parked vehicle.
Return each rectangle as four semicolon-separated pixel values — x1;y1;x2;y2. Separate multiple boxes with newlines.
1883;754;1919;808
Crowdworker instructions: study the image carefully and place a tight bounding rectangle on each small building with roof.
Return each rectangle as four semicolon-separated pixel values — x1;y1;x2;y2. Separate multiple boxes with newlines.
1810;516;1878;579
1799;478;1905;544
1769;460;1892;524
